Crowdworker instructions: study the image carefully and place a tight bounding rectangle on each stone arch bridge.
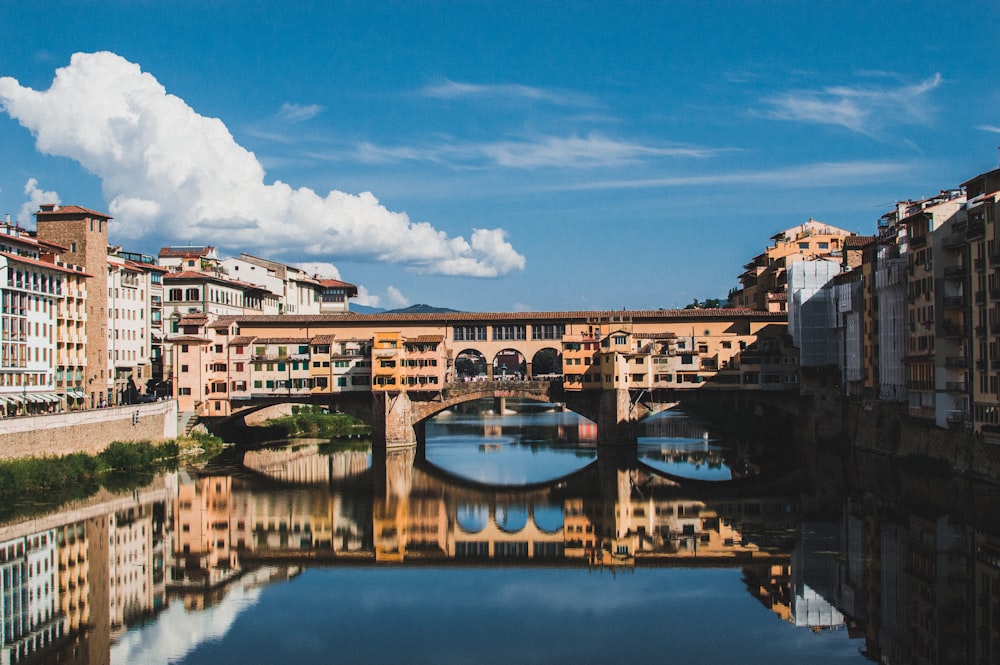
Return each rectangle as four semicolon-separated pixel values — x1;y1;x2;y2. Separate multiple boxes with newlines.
212;380;669;447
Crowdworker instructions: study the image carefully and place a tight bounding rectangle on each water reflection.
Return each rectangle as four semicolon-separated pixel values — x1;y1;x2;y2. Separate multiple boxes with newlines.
6;406;1000;663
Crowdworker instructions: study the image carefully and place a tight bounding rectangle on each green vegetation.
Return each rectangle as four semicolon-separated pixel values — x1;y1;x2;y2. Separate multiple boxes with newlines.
0;431;225;503
252;406;371;441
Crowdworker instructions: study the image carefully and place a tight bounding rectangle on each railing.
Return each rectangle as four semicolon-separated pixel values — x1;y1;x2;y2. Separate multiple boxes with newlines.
943;265;966;278
945;382;967;393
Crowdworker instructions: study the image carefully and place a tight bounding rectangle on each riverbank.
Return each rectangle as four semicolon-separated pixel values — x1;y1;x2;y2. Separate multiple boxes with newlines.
0;432;223;523
0;399;178;459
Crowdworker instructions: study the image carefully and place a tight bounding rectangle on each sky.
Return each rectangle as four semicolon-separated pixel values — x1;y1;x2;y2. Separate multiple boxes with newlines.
0;1;998;313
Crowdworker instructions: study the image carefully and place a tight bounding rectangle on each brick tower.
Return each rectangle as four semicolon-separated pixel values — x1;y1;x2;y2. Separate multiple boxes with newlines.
35;204;111;408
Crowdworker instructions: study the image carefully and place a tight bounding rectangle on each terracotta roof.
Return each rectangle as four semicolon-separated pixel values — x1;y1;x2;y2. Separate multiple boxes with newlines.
0;251;91;276
634;332;679;339
406;335;444;343
209;315;239;330
231;308;785;325
310;334;336;344
229;336;257;345
319;279;359;295
167;335;210;343
35;204;111;219
844;235;876;248
179;313;209;325
254;337;308;345
159;246;214;258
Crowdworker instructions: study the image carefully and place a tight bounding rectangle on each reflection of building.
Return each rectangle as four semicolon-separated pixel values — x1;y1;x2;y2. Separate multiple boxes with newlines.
0;530;64;663
171;472;239;589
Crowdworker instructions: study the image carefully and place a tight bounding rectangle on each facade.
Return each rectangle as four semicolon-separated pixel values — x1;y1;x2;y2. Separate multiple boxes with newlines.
170;309;793;418
36;204;112;409
0;219;86;413
731;220;858;312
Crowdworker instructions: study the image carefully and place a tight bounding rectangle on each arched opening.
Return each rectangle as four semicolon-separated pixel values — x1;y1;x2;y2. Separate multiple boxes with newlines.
457;503;489;533
493;349;526;380
495;504;529;533
531;347;562;378
454;349;488;381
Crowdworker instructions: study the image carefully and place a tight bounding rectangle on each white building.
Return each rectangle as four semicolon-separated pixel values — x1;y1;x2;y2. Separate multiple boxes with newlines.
788;256;842;367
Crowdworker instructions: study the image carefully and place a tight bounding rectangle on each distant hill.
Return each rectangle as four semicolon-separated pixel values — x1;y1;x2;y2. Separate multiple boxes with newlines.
349;303;461;314
349;303;387;314
387;303;462;314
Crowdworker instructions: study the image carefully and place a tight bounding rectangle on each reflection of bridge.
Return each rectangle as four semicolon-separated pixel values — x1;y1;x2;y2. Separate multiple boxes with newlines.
229;440;801;566
215;380;664;448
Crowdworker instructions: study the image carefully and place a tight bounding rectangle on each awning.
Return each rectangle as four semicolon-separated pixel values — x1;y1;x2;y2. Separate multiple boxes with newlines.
39;393;61;403
26;394;44;403
5;394;24;404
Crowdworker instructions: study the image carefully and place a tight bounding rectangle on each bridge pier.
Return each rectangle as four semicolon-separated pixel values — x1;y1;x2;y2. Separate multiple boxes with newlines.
372;392;417;448
597;388;639;444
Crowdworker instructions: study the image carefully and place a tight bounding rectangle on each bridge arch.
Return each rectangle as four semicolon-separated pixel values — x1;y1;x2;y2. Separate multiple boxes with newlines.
454;349;488;381
492;348;526;380
531;347;562;378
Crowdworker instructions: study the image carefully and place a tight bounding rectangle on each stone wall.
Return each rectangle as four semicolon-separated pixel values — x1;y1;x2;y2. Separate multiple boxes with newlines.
0;400;178;460
840;401;1000;482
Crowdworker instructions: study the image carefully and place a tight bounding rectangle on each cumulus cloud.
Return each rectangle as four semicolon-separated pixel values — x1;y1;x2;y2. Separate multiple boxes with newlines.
293;261;342;280
760;73;942;137
0;52;525;278
385;285;409;308
19;178;59;225
352;285;380;308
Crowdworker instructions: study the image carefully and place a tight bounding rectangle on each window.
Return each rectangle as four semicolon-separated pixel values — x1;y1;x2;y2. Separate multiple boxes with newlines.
798;242;809;249
493;325;526;341
453;325;487;341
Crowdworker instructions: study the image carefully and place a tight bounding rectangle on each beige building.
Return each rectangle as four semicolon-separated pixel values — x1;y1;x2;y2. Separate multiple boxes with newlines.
171;309;790;418
732;219;858;312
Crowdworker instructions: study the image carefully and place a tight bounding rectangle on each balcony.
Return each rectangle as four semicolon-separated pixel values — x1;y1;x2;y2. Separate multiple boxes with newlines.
975;257;986;271
975;324;987;337
942;322;966;338
943;265;967;279
946;410;968;424
968;221;986;239
945;356;969;368
945;382;968;393
910;235;927;248
944;296;966;308
941;233;966;250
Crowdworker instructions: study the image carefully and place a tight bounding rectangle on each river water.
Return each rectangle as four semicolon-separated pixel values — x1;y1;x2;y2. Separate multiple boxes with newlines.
2;401;996;664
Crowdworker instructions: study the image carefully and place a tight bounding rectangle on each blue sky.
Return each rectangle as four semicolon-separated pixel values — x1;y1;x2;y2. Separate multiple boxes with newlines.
1;1;998;312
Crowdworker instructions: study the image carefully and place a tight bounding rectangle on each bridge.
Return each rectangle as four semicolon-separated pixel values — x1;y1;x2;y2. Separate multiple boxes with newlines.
212;379;671;448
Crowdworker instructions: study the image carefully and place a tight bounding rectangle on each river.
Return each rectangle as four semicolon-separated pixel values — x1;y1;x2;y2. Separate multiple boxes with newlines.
2;400;995;664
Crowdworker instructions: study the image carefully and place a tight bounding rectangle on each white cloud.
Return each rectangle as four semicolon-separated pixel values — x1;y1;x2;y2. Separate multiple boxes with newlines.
345;133;720;169
293;261;342;280
276;102;323;123
352;285;380;307
18;178;59;225
420;79;595;107
385;285;409;308
0;52;525;278
978;125;1000;134
761;73;942;137
549;160;910;192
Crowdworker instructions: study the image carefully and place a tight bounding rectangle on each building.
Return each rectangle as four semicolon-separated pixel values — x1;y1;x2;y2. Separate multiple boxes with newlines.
731;220;858;312
0;218;86;413
36;204;112;408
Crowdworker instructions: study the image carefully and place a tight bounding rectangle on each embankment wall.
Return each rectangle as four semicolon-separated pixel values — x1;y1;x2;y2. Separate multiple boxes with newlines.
0;400;178;460
840;401;1000;481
